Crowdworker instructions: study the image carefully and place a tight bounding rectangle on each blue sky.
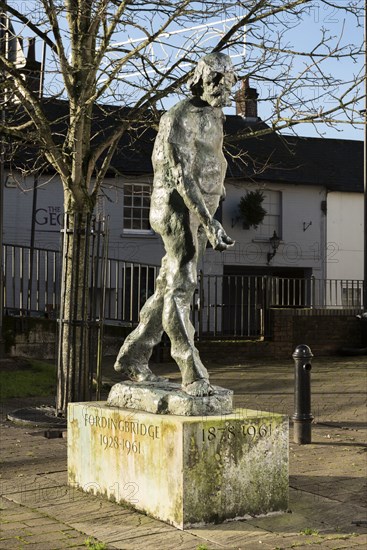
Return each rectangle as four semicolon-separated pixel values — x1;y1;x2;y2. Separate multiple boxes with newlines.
110;2;365;142
6;1;365;142
261;3;365;141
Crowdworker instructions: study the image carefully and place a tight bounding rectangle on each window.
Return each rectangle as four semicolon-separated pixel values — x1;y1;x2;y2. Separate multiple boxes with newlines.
255;190;282;238
123;183;151;232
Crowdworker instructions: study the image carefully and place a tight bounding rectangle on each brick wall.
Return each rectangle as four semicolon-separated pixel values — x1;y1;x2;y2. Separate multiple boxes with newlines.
3;308;364;361
197;309;363;362
3;316;57;359
270;308;363;357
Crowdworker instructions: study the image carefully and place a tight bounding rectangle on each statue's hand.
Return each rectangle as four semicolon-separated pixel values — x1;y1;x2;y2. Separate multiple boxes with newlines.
207;219;235;251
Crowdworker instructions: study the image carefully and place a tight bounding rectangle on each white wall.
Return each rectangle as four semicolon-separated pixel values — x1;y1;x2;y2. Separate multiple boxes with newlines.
3;171;165;265
5;171;362;282
326;191;363;280
214;180;327;278
3;172;63;250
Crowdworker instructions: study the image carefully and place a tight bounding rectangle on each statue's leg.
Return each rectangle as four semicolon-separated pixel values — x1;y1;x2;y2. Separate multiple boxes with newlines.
161;225;213;397
113;260;167;382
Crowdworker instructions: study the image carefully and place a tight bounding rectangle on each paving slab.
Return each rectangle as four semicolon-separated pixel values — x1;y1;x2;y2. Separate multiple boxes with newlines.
0;497;96;550
1;356;366;549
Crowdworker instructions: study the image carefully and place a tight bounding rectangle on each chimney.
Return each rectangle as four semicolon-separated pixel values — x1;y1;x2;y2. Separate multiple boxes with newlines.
2;18;42;99
234;77;259;120
21;38;42;96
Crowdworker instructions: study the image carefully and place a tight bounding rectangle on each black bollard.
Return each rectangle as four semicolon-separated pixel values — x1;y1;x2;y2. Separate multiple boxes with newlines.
292;345;314;444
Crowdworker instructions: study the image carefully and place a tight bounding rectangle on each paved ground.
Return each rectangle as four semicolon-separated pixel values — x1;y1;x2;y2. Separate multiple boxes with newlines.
0;355;366;549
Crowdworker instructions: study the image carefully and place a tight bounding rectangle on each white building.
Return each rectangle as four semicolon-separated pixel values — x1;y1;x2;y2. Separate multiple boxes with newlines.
3;89;364;322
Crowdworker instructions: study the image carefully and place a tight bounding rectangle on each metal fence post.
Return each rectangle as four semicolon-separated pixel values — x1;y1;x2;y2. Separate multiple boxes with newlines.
197;270;203;340
292;344;314;444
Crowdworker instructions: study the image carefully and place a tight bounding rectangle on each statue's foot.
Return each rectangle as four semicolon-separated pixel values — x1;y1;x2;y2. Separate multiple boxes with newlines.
183;379;214;397
114;359;167;383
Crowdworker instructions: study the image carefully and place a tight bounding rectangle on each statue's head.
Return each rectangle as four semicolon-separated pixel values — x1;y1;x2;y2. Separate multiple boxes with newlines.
188;53;237;107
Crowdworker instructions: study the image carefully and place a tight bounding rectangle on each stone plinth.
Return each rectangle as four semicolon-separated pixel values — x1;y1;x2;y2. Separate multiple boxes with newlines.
68;403;289;529
107;381;233;416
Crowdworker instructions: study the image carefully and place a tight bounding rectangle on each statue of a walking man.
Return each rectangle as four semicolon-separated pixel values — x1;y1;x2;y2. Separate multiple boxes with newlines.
114;53;236;397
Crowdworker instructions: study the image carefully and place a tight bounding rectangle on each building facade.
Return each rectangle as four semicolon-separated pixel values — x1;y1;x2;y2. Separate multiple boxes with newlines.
3;92;364;325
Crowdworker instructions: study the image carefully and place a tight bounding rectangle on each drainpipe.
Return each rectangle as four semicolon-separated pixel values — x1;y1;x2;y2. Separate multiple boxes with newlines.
0;11;6;357
320;190;327;282
364;0;367;309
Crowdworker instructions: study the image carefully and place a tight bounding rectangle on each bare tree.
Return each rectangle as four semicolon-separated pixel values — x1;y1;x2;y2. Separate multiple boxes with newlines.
0;0;364;415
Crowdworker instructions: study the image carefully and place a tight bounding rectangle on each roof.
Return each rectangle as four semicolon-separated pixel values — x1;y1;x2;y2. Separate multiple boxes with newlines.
223;116;364;193
7;99;364;193
113;112;364;193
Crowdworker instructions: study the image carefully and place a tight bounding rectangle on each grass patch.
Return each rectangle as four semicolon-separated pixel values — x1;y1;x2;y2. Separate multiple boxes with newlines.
300;528;319;536
84;539;107;550
0;360;56;399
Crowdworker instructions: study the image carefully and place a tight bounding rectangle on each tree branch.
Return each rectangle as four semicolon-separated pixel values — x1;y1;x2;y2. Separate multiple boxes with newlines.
0;0;57;52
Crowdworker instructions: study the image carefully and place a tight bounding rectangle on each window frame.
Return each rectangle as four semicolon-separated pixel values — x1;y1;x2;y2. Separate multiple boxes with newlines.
254;190;282;239
122;181;154;235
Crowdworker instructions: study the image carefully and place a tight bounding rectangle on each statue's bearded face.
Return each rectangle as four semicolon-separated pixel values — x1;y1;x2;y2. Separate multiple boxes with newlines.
200;65;236;108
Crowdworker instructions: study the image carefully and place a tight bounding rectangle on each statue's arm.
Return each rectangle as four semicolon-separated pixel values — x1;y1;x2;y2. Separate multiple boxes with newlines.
168;127;234;251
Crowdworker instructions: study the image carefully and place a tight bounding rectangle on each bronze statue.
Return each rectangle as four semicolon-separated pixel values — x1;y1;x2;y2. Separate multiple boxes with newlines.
114;53;236;397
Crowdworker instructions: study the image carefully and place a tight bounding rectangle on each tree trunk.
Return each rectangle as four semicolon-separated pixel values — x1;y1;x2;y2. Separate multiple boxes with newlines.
56;211;93;417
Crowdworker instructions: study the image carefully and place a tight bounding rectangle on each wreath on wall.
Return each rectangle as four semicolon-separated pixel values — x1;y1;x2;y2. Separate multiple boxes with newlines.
238;190;267;229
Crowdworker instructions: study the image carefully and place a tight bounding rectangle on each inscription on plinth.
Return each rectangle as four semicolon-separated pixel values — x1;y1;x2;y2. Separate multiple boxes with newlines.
68;403;289;529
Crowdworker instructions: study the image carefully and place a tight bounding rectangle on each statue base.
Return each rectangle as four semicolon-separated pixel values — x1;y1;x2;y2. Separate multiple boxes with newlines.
68;402;289;529
107;380;233;416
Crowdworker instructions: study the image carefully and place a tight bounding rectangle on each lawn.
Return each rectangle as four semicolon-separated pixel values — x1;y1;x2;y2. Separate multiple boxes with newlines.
0;360;56;399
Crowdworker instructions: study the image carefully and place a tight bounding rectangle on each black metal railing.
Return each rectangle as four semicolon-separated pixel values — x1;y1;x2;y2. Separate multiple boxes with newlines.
3;243;60;317
2;243;364;339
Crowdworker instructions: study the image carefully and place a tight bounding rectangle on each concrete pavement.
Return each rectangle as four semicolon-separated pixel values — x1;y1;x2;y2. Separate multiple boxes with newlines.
0;355;366;549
